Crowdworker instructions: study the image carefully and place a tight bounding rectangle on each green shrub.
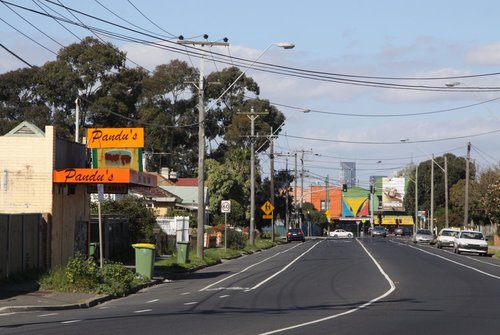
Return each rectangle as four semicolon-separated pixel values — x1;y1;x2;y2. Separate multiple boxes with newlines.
40;253;146;297
98;261;136;296
226;229;246;249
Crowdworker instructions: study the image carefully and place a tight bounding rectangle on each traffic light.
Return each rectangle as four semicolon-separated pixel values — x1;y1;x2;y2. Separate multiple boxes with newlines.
377;211;382;224
342;184;348;192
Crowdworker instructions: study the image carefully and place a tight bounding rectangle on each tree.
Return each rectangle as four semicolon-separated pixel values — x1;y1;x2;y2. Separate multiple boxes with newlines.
139;60;198;175
94;196;157;243
205;155;248;226
469;167;500;226
403;153;473;223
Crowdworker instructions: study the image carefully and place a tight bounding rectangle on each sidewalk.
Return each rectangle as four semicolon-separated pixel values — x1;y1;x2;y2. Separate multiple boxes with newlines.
0;273;167;314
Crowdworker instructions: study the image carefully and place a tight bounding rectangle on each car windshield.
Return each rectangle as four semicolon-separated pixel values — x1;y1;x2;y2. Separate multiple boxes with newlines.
460;232;484;240
441;230;458;236
417;229;432;235
374;227;385;231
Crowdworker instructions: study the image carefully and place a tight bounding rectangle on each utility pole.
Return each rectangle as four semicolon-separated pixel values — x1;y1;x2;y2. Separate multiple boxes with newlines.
370;176;375;232
325;175;330;235
300;150;304;228
285;158;289;228
444;155;449;228
415;165;418;232
269;127;275;241
430;154;434;233
238;107;268;245
74;97;80;143
294;152;298;227
177;36;229;258
464;142;471;228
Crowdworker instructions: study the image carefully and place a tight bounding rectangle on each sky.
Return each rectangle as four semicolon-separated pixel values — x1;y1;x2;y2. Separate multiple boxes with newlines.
1;0;499;189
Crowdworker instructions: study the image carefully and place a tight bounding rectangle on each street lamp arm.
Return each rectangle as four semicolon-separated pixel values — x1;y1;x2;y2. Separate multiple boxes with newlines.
206;43;294;111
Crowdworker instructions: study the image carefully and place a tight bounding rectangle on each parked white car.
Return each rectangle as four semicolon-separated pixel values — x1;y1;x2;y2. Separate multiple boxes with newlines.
453;230;488;256
329;229;353;239
436;228;460;249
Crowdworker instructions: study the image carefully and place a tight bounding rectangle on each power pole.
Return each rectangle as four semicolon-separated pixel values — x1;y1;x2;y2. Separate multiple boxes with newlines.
285;158;289;228
300;150;304;228
294;152;298;227
176;37;229;258
430;154;434;233
444;155;449;228
325;175;330;235
415;165;418;232
269;127;275;241
464;142;471;228
238;107;268;245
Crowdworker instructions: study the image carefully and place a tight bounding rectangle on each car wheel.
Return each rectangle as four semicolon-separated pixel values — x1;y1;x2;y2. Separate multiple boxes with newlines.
333;235;338;238
437;243;442;249
347;234;353;238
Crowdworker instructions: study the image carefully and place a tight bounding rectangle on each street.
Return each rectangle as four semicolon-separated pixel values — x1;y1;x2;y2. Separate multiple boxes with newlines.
1;237;500;335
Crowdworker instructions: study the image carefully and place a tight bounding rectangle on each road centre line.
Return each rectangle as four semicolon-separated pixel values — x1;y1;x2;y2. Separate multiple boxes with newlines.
199;242;305;292
258;239;396;335
247;240;323;291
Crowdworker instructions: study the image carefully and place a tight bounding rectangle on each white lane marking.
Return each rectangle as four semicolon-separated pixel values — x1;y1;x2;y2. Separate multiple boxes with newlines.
184;302;198;305
204;286;249;291
133;309;152;313
146;299;159;303
257;239;396;335
392;240;500;271
407;244;500;279
0;312;17;316
38;313;58;317
199;243;305;292
219;295;230;298
247;241;323;291
61;320;82;324
180;292;191;295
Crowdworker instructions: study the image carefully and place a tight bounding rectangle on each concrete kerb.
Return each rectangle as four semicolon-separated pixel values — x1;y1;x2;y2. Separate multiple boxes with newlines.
0;277;165;314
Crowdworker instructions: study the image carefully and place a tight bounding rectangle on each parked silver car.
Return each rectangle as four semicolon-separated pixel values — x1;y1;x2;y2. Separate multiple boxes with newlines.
413;229;433;243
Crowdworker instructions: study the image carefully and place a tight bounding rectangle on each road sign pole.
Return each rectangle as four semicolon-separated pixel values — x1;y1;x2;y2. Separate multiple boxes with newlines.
224;212;227;251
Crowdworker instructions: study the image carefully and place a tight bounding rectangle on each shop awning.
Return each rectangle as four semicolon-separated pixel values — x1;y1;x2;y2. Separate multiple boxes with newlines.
381;215;414;225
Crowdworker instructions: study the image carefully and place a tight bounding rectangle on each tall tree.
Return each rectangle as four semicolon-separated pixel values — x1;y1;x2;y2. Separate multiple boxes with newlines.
139;60;198;176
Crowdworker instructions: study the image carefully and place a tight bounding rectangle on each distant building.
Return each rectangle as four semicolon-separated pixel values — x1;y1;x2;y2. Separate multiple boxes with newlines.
340;162;356;187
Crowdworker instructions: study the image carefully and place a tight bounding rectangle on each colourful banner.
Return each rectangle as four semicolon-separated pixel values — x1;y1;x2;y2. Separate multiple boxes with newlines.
92;148;142;171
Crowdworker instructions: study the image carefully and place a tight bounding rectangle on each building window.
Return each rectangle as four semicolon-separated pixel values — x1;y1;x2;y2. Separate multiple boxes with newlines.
320;200;326;210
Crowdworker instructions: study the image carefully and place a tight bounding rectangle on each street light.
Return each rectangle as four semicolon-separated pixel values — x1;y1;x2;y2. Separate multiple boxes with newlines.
235;42;295;245
177;39;293;253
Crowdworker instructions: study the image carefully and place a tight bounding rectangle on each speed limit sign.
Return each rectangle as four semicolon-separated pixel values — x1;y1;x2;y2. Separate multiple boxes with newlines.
221;200;231;213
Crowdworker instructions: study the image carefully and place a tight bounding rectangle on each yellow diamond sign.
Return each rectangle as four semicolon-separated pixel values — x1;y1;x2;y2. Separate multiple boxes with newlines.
260;201;274;215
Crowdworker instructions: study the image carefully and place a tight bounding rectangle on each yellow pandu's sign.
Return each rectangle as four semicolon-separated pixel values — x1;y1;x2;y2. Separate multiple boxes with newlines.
87;128;144;148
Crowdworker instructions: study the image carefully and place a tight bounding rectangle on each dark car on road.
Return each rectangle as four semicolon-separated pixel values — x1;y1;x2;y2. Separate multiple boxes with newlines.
287;228;305;242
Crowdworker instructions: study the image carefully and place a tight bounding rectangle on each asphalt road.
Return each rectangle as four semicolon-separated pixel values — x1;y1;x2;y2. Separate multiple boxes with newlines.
1;237;500;335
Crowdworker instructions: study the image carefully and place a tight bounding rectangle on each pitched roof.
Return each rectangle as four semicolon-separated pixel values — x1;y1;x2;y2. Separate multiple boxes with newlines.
5;121;45;137
175;178;198;187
